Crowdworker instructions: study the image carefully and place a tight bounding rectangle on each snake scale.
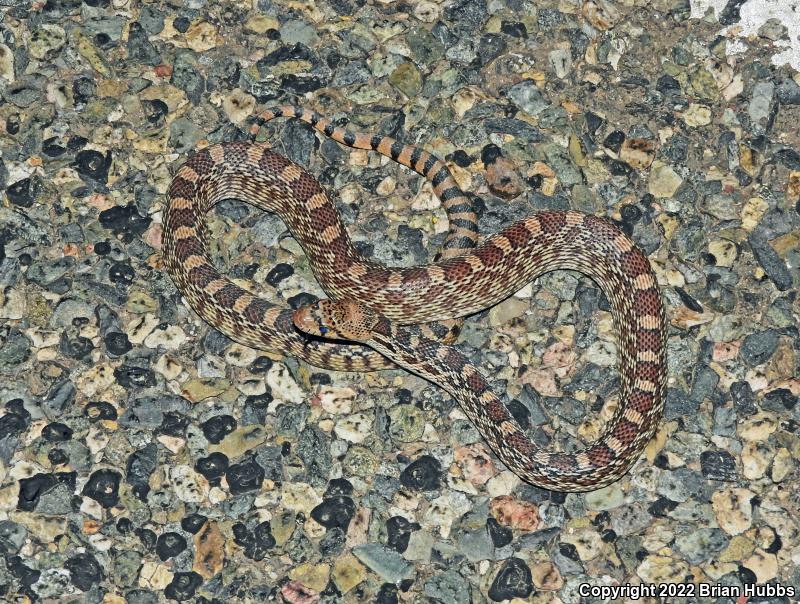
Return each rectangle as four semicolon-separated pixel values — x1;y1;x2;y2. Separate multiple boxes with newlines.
163;105;667;491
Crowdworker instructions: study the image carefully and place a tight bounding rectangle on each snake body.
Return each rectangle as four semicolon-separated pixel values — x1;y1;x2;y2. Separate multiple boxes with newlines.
163;106;667;491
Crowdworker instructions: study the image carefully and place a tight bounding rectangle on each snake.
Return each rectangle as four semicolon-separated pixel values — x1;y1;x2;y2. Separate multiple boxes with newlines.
162;106;667;491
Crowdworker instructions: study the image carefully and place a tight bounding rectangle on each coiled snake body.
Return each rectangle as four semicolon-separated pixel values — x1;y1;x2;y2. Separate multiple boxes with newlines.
163;106;667;491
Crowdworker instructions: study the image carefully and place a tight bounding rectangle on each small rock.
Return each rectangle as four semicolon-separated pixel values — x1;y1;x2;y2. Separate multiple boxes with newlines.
648;162;683;198
352;543;414;583
682;104;712;127
488;557;533;601
489;496;540;532
711;488;754;535
584;483;624;510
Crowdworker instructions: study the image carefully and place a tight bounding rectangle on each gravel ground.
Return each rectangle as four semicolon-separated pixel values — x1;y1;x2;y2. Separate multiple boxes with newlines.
0;0;798;602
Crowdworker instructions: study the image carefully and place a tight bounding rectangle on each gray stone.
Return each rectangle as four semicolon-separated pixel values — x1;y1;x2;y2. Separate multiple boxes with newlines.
424;569;471;604
748;233;793;291
740;330;779;366
508;80;550;115
353;543;414;583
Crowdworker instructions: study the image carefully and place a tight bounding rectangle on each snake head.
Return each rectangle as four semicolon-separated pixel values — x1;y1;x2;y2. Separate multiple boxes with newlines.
293;300;380;343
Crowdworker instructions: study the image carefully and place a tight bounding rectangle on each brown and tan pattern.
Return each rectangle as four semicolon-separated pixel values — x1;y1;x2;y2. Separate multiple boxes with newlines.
164;106;667;491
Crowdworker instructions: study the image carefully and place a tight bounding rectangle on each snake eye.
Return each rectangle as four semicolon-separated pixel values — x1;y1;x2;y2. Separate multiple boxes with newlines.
319;325;329;336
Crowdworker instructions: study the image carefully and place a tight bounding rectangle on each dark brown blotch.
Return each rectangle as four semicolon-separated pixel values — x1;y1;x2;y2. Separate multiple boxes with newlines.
213;283;244;307
443;259;472;282
243;298;272;325
173;236;203;262
628;390;653;414
636;328;663;352
502;222;530;249
612;418;640;443
619;250;651;277
634;288;662;315
292;171;323;201
185;149;214;175
188;263;219;288
166;207;197;230
168;175;197;199
475;243;504;267
586;442;615;467
538;211;567;234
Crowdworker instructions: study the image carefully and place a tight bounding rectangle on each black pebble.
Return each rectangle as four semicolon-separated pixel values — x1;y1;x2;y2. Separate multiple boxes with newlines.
94;240;111;255
737;565;757;585
75;149;111;182
136;527;157;550
323;478;353;498
109;261;136;285
116;517;133;534
386;516;419;553
729;381;757;415
196;452;229;482
165;571;203;601
82;469;121;507
762;388;798;411
376;583;398;604
143;99;169;124
159;411;189;437
173;16;191;32
310;496;356;530
700;450;738;481
6;556;40;587
48;448;69;465
156;531;188;560
505;399;530;430
84;401;118;422
656;74;681;95
42;136;67;157
648;496;678;517
310;372;331;385
42;422;73;442
500;21;527;38
18;472;76;512
200;414;237;444
559;542;580;561
114;365;156;389
603;130;625;153
98;204;151;241
487;517;512;547
620;204;642;224
266;263;294;286
181;513;207;534
105;331;132;356
6;113;20;134
232;521;276;561
480;143;503;167
64;553;103;591
0;399;31;438
585;111;604;135
488;557;533;601
6;177;39;207
450;149;472;167
225;458;265;495
250;356;273;373
287;292;319;309
399;455;442;491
